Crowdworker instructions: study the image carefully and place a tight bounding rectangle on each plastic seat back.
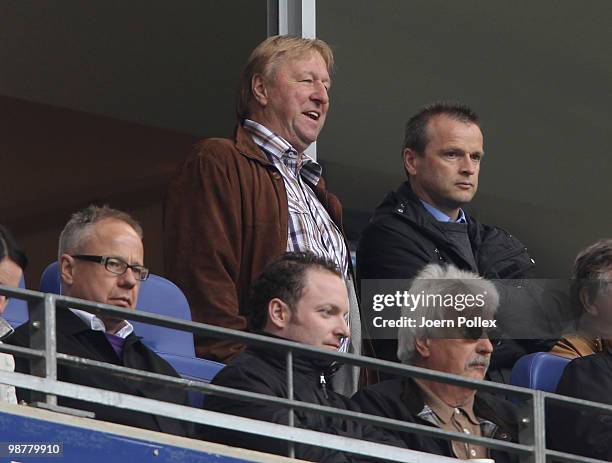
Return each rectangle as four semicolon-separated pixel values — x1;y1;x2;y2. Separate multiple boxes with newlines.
4;275;28;328
510;352;571;392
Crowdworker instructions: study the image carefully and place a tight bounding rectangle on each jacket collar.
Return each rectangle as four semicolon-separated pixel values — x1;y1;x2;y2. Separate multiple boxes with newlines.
390;181;483;252
56;307;140;344
0;317;14;341
234;123;274;166
248;331;339;378
401;377;500;439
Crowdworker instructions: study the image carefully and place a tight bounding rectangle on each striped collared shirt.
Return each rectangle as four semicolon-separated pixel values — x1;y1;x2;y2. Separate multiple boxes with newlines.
243;120;350;352
243;119;349;278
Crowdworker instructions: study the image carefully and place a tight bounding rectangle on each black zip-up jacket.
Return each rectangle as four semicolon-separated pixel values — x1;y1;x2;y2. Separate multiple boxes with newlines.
200;345;404;462
358;181;535;284
357;182;557;378
352;378;520;463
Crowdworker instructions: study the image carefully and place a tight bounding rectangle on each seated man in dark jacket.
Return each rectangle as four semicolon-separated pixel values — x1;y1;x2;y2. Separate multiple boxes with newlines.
8;205;191;437
201;252;403;462
353;264;519;462
549;349;612;459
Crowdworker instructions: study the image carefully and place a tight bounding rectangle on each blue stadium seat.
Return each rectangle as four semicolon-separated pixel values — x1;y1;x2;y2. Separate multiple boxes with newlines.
510;352;570;392
40;262;224;406
4;275;28;328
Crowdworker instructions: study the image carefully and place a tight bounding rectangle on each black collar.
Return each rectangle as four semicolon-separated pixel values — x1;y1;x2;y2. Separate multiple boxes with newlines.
248;331;339;378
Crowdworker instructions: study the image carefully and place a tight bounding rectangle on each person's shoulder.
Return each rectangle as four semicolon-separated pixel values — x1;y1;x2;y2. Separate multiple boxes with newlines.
476;391;518;422
169;134;252;185
212;350;274;384
5;322;30;347
352;379;408;419
476;220;526;247
566;350;612;374
353;379;403;401
190;136;240;164
195;136;236;152
556;351;612;399
362;190;423;235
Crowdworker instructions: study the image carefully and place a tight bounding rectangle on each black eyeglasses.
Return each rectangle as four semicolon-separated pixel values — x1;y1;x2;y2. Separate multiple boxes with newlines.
72;255;149;281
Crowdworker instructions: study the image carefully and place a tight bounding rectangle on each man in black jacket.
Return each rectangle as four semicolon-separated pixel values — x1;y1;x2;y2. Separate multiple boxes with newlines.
548;348;612;460
8;205;191;437
353;264;520;462
201;252;403;462
358;101;543;377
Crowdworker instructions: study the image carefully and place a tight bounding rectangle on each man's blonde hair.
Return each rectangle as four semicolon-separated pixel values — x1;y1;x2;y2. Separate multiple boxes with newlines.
236;35;334;120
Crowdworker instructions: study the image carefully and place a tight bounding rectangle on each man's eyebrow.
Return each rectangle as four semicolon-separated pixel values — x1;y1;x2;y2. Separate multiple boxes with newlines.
109;255;145;265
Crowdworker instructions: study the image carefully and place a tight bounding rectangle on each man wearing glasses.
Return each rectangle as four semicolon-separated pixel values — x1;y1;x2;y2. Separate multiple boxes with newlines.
9;205;192;437
353;264;519;463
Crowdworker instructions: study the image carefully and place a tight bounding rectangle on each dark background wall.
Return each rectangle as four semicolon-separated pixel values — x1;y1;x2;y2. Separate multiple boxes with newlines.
1;0;610;284
317;0;612;277
0;0;267;285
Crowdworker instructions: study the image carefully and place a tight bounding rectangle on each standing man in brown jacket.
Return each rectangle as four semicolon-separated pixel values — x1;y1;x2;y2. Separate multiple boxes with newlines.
164;35;360;394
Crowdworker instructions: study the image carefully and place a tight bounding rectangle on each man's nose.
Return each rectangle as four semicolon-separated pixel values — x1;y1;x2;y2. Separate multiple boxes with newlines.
311;81;329;105
336;316;350;339
459;155;477;175
118;268;138;287
477;337;494;355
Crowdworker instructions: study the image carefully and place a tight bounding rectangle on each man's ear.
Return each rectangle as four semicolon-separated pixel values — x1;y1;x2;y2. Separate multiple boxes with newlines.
267;298;291;330
580;288;599;317
251;73;268;107
59;254;75;287
414;337;431;358
403;148;419;176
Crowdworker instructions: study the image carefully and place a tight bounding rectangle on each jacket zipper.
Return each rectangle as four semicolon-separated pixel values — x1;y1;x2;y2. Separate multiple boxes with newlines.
319;373;329;399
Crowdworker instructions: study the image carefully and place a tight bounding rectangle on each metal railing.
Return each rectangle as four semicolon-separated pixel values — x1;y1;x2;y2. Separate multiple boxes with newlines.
0;284;610;463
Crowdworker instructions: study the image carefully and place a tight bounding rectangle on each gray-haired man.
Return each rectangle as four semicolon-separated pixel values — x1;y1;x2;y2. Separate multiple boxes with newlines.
353;264;519;462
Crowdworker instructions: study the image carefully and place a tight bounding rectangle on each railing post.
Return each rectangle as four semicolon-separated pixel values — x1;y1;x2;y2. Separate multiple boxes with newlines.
28;293;57;406
286;349;295;458
517;388;546;463
532;392;547;463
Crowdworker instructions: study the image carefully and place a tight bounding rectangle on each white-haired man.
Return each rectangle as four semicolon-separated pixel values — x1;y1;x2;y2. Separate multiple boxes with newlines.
353;264;519;462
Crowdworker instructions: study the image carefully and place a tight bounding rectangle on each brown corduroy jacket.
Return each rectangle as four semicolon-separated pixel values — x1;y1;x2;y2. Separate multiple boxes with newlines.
164;125;344;362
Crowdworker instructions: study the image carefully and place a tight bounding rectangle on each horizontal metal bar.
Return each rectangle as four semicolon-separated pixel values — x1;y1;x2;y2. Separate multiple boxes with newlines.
0;286;537;398
0;284;47;303
545;449;612;463
0;349;531;454
544;390;612;413
6;284;612;460
0;370;460;463
0;343;45;359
